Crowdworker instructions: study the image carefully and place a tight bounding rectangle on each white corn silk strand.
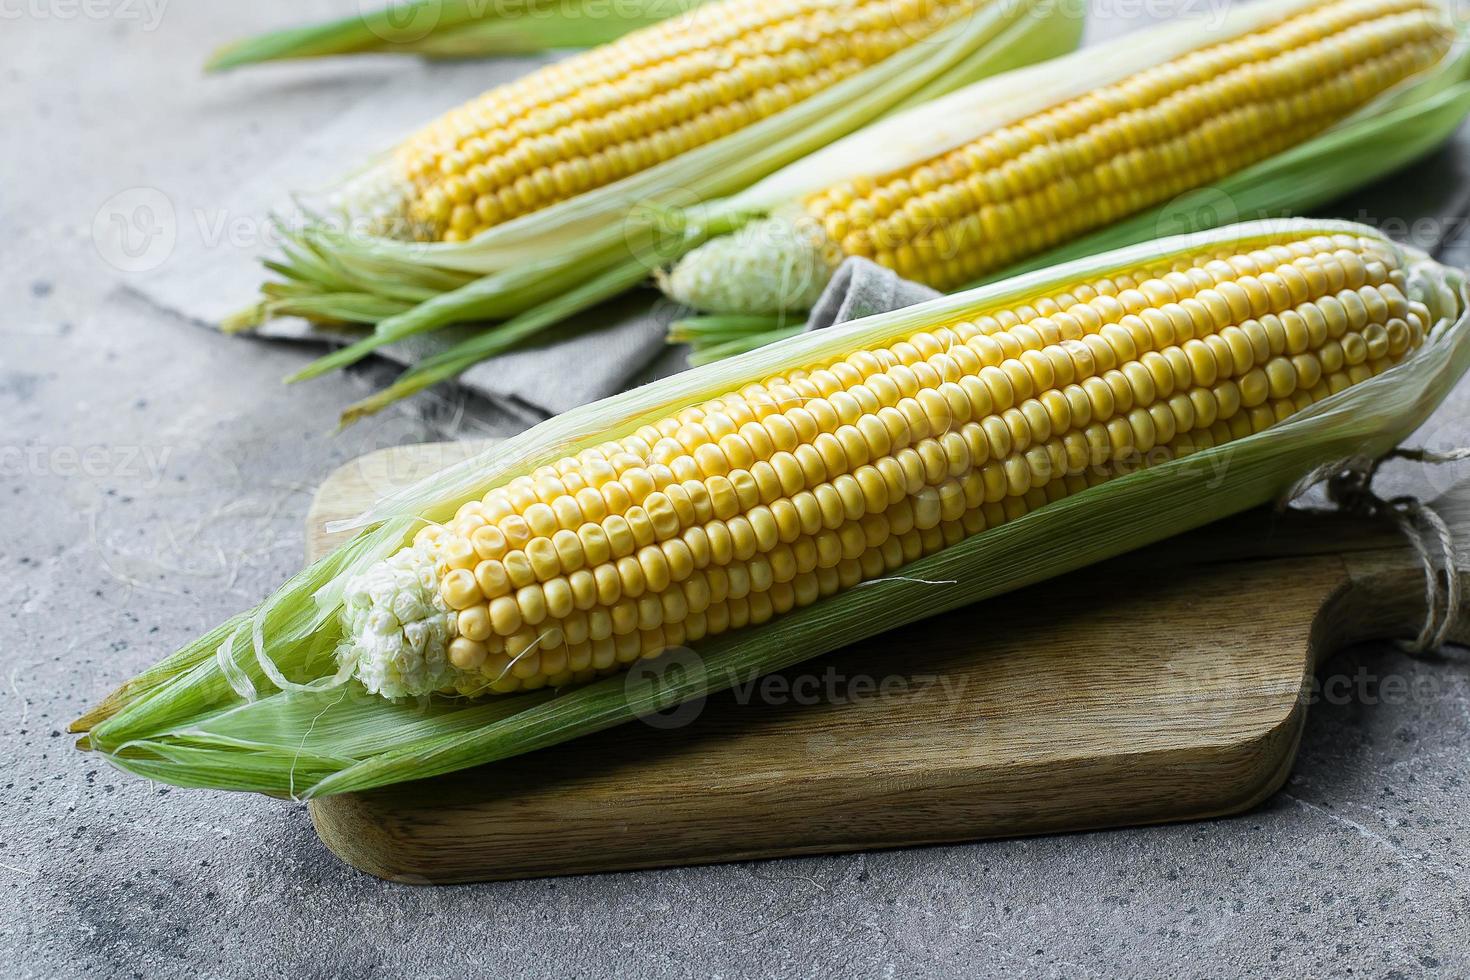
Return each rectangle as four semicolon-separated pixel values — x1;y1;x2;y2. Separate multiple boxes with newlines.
215;622;259;701
1282;446;1470;654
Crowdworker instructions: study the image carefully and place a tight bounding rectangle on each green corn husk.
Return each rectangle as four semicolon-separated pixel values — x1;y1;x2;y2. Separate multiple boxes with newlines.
73;219;1470;799
227;0;1084;394
667;314;801;365
206;0;703;71
396;6;695;57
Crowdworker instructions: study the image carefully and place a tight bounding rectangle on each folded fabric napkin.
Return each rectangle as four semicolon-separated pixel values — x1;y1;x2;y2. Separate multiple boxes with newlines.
806;257;941;331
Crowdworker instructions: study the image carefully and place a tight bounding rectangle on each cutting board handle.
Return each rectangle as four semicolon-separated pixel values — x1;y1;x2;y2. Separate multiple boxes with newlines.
1325;475;1470;656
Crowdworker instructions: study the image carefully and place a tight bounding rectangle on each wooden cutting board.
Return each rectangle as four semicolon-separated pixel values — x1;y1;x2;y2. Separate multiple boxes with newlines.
304;442;1469;883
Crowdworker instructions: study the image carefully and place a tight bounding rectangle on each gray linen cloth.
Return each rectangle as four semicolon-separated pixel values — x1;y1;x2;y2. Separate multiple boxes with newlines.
805;257;941;331
631;256;939;395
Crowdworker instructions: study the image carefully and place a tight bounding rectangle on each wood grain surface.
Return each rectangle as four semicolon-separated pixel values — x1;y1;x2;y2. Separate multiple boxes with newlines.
306;443;1470;883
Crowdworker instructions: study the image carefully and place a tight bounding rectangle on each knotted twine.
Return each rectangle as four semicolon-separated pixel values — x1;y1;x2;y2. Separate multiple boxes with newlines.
1281;447;1470;655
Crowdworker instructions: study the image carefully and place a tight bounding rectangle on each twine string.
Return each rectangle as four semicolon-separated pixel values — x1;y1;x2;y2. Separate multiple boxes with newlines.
1281;447;1470;656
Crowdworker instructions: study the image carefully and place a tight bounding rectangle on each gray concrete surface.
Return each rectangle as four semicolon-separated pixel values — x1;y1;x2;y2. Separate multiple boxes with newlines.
3;2;1469;977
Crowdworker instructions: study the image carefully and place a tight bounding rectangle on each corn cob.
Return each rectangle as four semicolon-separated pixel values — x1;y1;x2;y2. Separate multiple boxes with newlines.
660;0;1458;316
343;227;1429;697
75;219;1470;796
334;0;1001;242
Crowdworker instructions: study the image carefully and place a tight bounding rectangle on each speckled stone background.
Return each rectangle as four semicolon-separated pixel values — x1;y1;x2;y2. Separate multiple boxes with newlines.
4;2;1469;977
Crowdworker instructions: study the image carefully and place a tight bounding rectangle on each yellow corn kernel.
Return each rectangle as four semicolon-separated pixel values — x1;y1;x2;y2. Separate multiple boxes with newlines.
394;0;994;241
406;230;1422;695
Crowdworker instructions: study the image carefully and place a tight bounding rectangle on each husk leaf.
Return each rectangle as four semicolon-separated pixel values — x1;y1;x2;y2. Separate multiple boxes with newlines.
205;0;702;71
76;219;1470;799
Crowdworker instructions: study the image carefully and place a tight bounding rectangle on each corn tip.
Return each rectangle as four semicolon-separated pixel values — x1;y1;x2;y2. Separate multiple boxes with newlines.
220;303;268;333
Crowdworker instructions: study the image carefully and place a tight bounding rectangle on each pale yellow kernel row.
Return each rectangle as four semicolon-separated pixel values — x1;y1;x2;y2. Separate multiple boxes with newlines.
423;238;1397;567
438;284;1422;660
425;239;1424;693
801;0;1448;289
445;330;1406;694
